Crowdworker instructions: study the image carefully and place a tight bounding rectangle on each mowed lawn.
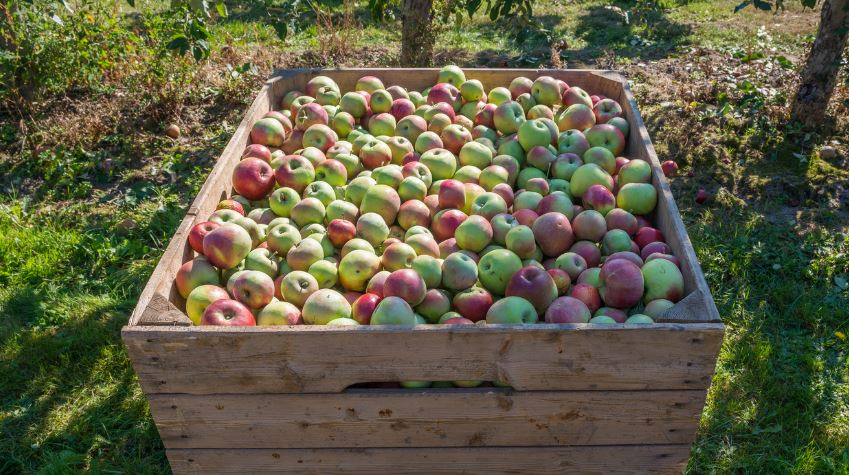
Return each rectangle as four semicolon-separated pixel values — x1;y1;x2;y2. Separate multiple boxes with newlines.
0;0;847;473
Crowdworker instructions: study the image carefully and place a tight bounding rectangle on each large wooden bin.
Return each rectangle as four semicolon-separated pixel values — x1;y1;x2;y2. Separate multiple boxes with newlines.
123;69;725;474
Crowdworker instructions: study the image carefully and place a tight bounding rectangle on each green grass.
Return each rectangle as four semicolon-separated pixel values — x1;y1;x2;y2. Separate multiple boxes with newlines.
1;0;847;473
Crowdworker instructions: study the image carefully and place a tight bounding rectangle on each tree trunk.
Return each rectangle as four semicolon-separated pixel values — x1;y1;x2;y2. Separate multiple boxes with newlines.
790;0;849;126
400;0;435;67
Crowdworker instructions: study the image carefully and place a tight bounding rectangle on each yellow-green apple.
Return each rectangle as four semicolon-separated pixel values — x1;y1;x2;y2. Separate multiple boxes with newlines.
257;300;302;325
302;124;337;152
411;255;442;288
305;75;339;97
459;79;485;102
315;85;341;106
459;101;485;120
474;103;497;128
537;191;574;218
516;92;536;113
405;233;442;258
528;104;554;120
549;179;570;195
302;182;335;208
357;138;391;169
266;224;301;256
359;184;400;224
605;208;638;236
351;293;381;324
490;213;519;246
282;90;304;110
427;83;461;111
286;238;324;271
390;99;416;121
601;229;633;256
385;136;414;165
340;92;369;118
280;270;319;307
242;143;273;162
625;314;654;324
598;258;644;308
186;285;229;325
477;248;523;295
607;116;630;137
562;86;592;108
188;221;220;255
617;183;658;215
381;242;417;271
478;165;509;192
415;132;444;154
452;286;493;322
471;192;507;220
472;125;497;143
356;75;384;93
513;190;543;211
583;184;616;216
517;119;551;151
492;155;520;185
368;112;396;136
289;197;325;227
570;282;601;313
454;215;493;252
372;165;404;188
396;115;428;143
583;146;616;175
441;124;472;155
370;296;417;325
369;89;393;113
231;270;275;309
245;248;279;278
497;134;525;162
330;111;356;137
558;130;590;156
274;155;315;193
593;98;623;123
308;259;338;288
302;289;352;324
366;270;390;296
356;212;390;246
313;159;348;187
428;112;452;134
295;102;329;130
438;65;466;86
505;225;536;259
441;252;478;291
589;315;616;324
344;175;376;207
487;86;511;105
556;104;595;132
299;146;326;167
458;141;493;169
531;76;562;106
397;200;431;230
203;224;252;269
325;198;359;223
577;267;601;288
486;296;538;324
585;123;625;156
642;259;684;303
532;212;574;257
250;117;286;147
383;269;427;306
643;298;674;319
453;165;481;184
339;249;381;292
416;288;451;323
554;252;588;281
288;95;313;116
493;101;525;134
545;295;592;324
202;299;256;326
593;307;627;323
570;163;613;198
232;157;274;200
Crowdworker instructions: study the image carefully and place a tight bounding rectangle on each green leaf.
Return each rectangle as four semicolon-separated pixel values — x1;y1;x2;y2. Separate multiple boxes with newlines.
774;55;793;68
216;2;228;17
126;0;135;6
734;1;751;13
273;22;289;41
489;4;499;20
466;0;482;18
166;35;190;54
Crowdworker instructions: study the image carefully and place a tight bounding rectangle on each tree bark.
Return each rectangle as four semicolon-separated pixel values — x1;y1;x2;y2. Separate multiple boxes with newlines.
790;0;849;126
400;0;435;67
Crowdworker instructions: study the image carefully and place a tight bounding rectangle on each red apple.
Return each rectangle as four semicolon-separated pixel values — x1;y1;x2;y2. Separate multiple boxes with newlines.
201;299;256;326
233;157;275;200
352;293;382;324
188;221;220;254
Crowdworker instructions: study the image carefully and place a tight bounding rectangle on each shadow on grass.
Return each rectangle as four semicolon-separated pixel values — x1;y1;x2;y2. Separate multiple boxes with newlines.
680;207;849;472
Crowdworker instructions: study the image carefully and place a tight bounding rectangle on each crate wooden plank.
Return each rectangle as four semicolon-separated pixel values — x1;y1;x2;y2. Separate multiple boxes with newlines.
122;323;724;394
167;445;692;474
150;389;705;449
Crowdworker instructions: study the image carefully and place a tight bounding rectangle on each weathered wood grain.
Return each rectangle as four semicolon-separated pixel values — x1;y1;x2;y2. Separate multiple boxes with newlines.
151;389;706;449
167;445;692;474
122;323;724;394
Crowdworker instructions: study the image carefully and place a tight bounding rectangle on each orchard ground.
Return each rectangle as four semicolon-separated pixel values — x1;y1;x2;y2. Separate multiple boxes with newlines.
1;0;847;472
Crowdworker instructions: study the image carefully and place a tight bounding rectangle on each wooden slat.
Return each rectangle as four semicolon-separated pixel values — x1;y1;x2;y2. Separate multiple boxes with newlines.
150;389;706;449
167;445;692;474
122;323;724;394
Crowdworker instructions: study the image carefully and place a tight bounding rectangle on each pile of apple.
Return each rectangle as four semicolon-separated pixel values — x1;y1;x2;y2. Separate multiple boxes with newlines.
177;66;686;332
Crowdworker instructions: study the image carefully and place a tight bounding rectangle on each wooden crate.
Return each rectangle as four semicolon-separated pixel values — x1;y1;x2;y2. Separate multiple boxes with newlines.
123;69;725;474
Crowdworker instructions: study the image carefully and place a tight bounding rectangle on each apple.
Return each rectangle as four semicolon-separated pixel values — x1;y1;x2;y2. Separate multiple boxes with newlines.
577;267;601;287
547;268;571;295
508;76;533;99
266;224;301;256
662;160;679;177
452;287;493;322
583;184;616;216
572;210;606;242
359;138;393;169
471;192;508;220
530;76;561;106
532;212;574;257
556;104;595;132
275;155;315;193
245;247;279;278
231;270;275;309
593;98;623;123
286;238;324;271
441;124;472;155
203;224;252;269
339;249;381;292
643;298;675;320
441;252;479;291
327;219;356;247
605;208;638;236
250;117;286;147
606;251;644;268
186;285;230;325
554;252;588;281
351;293;382;324
640;241;671;260
642;259;685;303
454;215;493;252
458;141;493;168
617;183;658;215
290;197;326;227
406;233;440;258
585;123;626;156
619;159;652;186
570;163;614;198
302;289;352;325
486;296;538;324
366;270;390;297
570;282;601;313
359;184;401;225
232;157;274;200
416;289;452;323
598;258;644;308
635;227;665;249
296;102;329;130
696;188;710;204
545;296;591;323
562;86;592;108
381;242;416;271
188;221;220;255
370;296;417;326
505;225;536;259
427;83;461;111
583;146;616;175
201;299;256;326
528;104;554;120
493;101;526;134
505;265;558;313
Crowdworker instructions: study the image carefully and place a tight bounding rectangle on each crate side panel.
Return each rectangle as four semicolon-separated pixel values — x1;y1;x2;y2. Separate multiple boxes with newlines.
167;445;691;474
